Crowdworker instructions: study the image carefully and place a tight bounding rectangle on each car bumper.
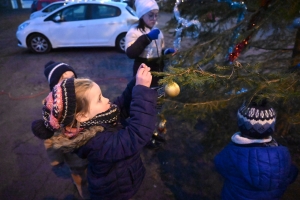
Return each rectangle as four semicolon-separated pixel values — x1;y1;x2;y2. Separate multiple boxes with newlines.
16;31;28;48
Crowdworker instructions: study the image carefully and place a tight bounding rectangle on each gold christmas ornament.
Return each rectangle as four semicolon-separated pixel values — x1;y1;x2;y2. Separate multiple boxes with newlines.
165;82;180;97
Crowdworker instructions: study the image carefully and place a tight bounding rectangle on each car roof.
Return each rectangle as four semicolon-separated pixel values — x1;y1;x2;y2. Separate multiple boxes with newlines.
56;0;127;8
65;0;126;5
40;0;129;20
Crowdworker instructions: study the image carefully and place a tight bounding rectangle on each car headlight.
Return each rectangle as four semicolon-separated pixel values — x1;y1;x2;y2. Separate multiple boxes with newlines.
18;22;30;31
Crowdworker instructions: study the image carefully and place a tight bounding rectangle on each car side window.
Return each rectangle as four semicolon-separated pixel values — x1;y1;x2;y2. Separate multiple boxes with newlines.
59;5;87;22
90;4;121;19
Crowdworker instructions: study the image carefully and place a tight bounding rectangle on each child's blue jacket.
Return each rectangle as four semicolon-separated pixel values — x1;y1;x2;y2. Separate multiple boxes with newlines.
214;142;298;200
76;83;157;200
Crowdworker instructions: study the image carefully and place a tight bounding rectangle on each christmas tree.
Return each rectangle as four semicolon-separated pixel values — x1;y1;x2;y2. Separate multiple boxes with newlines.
151;0;300;198
156;0;300;146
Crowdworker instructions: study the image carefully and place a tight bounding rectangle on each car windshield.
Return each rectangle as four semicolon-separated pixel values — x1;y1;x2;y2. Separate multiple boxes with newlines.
42;3;65;13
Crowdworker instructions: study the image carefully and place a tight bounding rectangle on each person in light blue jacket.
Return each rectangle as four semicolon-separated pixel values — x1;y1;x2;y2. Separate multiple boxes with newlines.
214;99;298;200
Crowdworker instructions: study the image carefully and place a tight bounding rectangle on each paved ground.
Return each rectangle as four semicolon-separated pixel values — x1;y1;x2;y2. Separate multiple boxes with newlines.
0;8;300;200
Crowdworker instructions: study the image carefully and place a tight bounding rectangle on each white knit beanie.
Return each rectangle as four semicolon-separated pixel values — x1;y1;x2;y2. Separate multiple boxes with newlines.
135;0;159;19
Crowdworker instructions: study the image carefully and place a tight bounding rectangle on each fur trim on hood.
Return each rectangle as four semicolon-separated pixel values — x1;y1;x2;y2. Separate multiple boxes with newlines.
46;126;104;153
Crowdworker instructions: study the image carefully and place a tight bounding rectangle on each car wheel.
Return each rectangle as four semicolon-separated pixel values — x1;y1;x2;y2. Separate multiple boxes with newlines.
115;33;126;53
27;34;52;53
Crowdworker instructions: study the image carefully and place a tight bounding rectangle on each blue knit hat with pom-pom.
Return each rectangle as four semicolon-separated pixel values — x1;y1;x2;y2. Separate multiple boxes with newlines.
44;61;77;91
237;99;276;139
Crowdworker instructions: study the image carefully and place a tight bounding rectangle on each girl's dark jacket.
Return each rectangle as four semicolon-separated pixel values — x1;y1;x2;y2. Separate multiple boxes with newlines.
214;141;298;200
125;25;165;87
74;81;157;200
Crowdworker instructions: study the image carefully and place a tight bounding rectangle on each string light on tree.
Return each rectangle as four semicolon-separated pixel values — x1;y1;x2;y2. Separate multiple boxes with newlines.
158;119;167;132
229;36;250;62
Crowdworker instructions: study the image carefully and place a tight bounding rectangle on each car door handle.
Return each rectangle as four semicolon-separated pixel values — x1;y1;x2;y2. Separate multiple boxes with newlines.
78;25;85;28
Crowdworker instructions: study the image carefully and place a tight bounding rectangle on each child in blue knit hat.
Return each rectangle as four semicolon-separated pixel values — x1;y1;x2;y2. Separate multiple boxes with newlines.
44;61;77;91
214;98;298;200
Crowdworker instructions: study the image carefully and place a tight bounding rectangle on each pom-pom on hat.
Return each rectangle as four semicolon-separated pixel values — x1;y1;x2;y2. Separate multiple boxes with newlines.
31;78;77;139
44;61;77;91
135;0;159;19
237;99;276;139
31;119;55;139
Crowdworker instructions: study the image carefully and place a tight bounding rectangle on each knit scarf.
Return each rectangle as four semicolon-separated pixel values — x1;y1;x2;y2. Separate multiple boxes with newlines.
64;104;119;138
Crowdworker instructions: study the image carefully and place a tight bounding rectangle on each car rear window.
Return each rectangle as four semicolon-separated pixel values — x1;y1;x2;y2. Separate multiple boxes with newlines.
90;4;121;19
125;5;137;17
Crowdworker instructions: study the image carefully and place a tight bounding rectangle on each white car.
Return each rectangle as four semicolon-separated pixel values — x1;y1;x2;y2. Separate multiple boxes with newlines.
17;1;138;53
29;1;67;20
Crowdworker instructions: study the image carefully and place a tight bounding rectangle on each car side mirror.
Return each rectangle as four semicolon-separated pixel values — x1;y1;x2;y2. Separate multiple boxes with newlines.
53;15;62;22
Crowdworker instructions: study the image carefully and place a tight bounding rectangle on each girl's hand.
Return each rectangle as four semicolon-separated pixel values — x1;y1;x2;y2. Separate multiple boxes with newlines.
136;63;152;87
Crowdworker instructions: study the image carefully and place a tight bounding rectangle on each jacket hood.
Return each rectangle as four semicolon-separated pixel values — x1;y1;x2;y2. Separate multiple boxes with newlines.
48;126;104;153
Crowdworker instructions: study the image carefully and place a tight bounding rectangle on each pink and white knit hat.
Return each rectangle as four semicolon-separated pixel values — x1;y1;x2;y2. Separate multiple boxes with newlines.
32;78;77;139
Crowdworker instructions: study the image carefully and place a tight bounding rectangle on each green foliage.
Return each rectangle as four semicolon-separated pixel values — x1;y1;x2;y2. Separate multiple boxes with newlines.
156;0;300;150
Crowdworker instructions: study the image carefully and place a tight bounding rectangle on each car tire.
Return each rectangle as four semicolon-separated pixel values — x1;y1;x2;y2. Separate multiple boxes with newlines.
27;33;52;53
115;33;126;53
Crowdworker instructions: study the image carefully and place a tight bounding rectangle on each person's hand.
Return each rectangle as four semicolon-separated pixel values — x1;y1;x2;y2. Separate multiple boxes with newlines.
147;29;160;40
136;63;152;87
164;48;176;55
